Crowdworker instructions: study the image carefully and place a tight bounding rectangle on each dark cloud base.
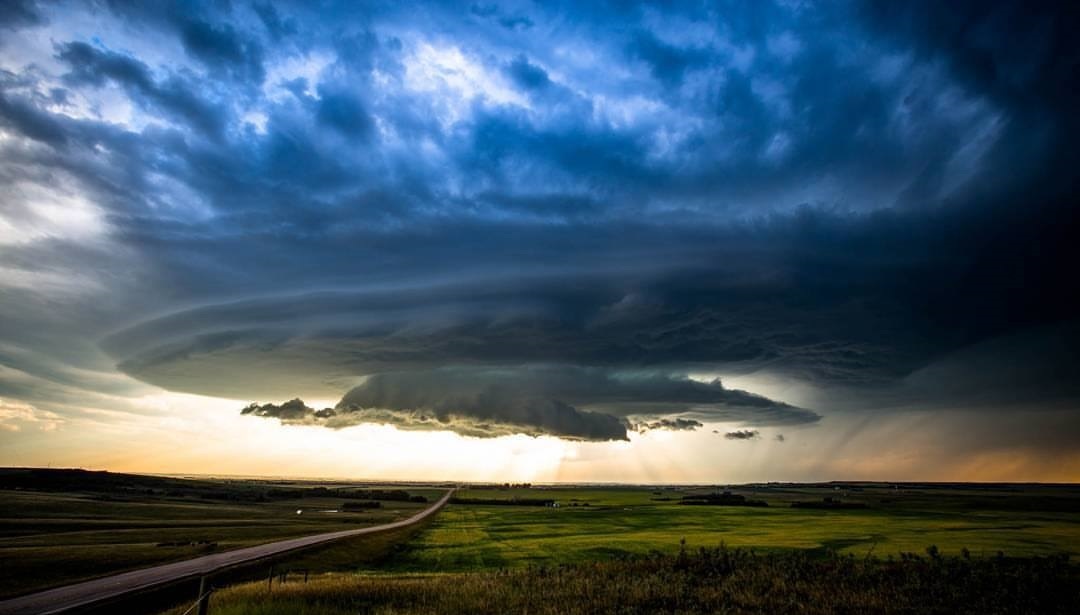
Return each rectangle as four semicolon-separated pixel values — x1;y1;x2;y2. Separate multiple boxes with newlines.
237;367;817;441
635;418;703;433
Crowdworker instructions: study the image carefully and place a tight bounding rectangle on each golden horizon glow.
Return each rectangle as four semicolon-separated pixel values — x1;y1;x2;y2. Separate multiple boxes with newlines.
3;390;1077;484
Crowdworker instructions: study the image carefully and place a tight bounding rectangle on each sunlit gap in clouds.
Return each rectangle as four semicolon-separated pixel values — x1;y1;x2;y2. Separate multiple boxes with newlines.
145;392;575;481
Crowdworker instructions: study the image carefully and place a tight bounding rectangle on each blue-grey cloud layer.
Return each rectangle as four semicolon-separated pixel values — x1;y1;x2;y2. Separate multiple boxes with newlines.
1;1;1078;443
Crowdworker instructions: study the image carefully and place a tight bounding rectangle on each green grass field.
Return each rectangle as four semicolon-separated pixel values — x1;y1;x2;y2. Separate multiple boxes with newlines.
385;484;1080;572
185;482;1076;613
3;470;1079;613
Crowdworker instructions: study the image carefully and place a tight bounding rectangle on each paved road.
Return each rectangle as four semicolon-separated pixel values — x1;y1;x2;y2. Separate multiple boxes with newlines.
0;488;454;615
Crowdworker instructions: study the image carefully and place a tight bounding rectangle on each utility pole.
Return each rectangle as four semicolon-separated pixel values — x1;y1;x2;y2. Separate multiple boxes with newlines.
196;576;211;615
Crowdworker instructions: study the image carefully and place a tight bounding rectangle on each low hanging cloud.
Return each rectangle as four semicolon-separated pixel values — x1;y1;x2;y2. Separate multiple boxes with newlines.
238;366;817;441
241;394;629;441
634;418;703;433
241;398;336;421
724;429;760;440
337;370;632;440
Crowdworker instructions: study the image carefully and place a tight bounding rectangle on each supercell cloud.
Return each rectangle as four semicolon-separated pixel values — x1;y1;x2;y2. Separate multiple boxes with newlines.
0;1;1078;455
235;367;813;441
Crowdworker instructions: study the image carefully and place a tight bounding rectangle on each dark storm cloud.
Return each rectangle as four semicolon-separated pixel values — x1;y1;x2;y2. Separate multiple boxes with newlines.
242;398;335;420
635;418;703;433
0;86;68;146
315;84;374;139
1;1;1078;448
239;391;630;443
252;2;298;41
332;367;812;439
469;4;533;31
0;0;43;30
56;42;227;139
238;366;802;440
336;369;631;441
179;18;266;82
858;1;1080;113
96;254;926;401
626;30;709;87
854;321;1080;414
98;1;267;84
505;55;549;91
724;430;760;441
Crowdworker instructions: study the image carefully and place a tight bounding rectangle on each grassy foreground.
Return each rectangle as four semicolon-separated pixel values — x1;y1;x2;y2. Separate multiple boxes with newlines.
170;545;1078;615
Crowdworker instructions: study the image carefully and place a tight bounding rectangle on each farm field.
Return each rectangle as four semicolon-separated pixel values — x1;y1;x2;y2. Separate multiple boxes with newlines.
173;482;1079;613
4;471;1079;613
385;483;1080;572
0;468;443;599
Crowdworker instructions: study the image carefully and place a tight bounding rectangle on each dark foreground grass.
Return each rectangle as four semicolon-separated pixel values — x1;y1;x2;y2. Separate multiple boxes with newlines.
170;545;1078;615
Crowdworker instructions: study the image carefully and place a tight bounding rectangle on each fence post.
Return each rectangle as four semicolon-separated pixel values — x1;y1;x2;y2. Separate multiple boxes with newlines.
196;575;212;615
267;565;274;592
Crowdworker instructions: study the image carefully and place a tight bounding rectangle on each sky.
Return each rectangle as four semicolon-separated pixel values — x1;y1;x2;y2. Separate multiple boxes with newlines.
1;0;1079;483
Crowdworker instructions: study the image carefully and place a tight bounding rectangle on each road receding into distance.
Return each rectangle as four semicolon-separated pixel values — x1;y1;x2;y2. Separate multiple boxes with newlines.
0;488;455;615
